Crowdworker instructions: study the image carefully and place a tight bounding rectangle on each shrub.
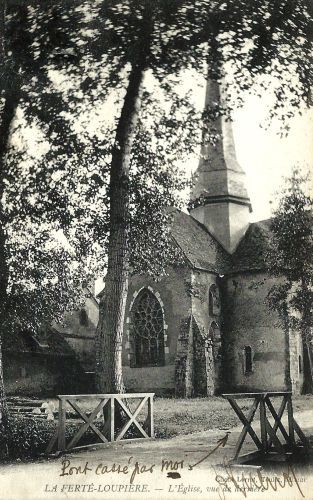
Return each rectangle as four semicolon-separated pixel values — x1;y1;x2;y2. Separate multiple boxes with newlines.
0;415;142;461
0;416;56;461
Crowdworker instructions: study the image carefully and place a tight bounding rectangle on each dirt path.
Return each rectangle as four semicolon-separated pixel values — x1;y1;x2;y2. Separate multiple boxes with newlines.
0;409;312;500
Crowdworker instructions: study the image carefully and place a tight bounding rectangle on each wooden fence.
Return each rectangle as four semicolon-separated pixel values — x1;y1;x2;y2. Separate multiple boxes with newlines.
46;393;154;454
222;391;310;464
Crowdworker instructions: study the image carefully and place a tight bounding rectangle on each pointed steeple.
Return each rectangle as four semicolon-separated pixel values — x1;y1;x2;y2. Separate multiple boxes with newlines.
189;79;252;253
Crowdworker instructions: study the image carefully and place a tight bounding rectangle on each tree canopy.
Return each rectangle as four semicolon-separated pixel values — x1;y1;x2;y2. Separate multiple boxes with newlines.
267;170;313;322
0;0;312;396
267;169;313;389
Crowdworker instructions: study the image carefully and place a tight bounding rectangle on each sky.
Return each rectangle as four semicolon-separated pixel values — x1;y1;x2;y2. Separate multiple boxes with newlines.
233;95;313;222
14;70;312;296
175;70;313;223
16;69;313;224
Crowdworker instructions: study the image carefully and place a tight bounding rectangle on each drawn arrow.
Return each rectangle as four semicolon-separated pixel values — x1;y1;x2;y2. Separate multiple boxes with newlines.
188;432;231;470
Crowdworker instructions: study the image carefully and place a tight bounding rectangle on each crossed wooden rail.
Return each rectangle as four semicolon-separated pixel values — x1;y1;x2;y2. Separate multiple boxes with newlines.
222;392;310;464
46;393;154;454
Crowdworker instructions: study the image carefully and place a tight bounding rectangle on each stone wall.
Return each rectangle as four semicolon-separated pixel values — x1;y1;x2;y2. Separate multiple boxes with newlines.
123;267;192;395
123;267;227;397
289;329;304;394
122;265;305;396
54;295;99;371
190;271;223;394
221;272;293;392
3;353;84;396
175;315;194;397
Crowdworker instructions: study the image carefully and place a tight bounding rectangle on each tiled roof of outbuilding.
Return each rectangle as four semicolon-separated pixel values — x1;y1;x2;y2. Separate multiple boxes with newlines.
3;327;76;358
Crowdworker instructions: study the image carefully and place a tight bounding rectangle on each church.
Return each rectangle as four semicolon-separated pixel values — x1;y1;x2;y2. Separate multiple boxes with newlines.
4;80;306;399
121;79;305;397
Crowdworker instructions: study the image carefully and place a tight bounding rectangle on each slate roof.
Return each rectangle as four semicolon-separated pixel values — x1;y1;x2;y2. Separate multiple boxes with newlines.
170;209;231;273
97;211;275;286
170;210;274;275
230;218;273;273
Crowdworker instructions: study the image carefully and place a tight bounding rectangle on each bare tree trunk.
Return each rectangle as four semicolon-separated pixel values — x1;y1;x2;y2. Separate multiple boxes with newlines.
95;60;146;393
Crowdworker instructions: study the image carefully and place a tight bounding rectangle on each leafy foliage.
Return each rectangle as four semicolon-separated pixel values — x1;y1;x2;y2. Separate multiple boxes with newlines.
0;5;98;336
267;170;313;338
0;415;103;460
0;1;312;394
0;0;203;338
78;0;313;123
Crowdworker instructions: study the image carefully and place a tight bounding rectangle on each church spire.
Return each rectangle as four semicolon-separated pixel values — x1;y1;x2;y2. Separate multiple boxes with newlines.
189;79;252;253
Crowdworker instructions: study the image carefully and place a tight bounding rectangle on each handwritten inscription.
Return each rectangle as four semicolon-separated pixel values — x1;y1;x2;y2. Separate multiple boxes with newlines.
60;458;154;485
214;462;305;499
54;456;306;497
161;459;184;472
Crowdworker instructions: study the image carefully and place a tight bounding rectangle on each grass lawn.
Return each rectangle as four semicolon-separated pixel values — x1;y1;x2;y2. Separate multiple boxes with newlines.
153;394;313;439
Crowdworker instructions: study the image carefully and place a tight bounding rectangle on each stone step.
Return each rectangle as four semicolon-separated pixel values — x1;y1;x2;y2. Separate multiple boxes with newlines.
12;412;50;419
9;406;46;412
7;399;45;407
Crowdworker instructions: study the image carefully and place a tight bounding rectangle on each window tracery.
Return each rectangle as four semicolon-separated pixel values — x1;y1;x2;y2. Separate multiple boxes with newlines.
131;289;165;367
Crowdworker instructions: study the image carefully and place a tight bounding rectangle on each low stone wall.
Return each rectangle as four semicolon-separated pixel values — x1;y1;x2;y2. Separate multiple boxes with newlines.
123;365;175;395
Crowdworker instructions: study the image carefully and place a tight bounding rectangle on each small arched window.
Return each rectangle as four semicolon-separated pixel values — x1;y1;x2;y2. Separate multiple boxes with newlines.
79;308;89;326
299;355;303;374
131;289;164;367
244;346;253;374
209;284;220;316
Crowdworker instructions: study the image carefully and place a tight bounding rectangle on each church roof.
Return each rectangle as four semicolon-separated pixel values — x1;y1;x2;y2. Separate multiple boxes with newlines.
231;218;273;272
171;210;275;274
170;209;231;273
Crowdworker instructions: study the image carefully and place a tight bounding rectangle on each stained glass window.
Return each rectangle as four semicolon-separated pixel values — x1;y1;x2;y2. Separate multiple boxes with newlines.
131;289;165;367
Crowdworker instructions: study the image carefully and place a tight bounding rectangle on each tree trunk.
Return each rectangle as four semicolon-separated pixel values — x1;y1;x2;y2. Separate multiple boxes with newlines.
0;0;21;437
0;87;20;422
95;60;146;393
0;219;9;427
0;337;9;428
301;278;313;393
304;336;313;393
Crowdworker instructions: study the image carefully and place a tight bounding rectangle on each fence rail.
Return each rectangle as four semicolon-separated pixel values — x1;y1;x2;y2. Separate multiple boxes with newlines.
46;393;154;454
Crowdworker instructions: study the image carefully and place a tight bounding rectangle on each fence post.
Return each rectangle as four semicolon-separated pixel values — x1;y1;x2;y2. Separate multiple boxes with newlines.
148;395;154;438
109;396;115;442
287;394;296;447
57;398;66;451
259;395;267;453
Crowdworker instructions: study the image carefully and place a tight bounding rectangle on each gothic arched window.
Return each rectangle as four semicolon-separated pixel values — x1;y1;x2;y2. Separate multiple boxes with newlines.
131;289;165;367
